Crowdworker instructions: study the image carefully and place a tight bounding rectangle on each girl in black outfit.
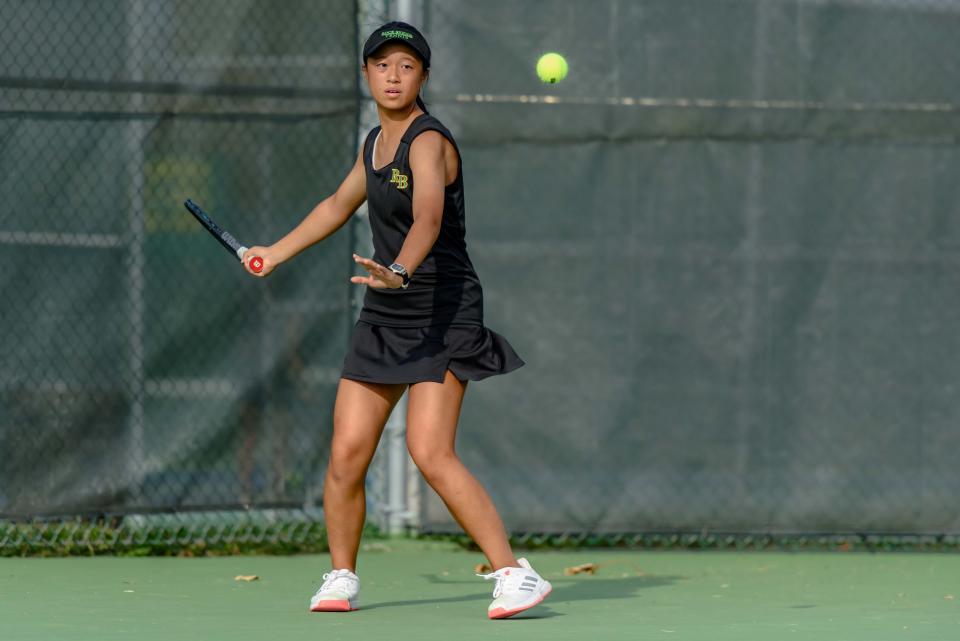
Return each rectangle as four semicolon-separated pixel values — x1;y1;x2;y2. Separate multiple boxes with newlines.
243;22;551;619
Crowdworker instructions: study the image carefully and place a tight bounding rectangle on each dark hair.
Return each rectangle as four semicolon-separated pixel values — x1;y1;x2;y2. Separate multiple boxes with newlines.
415;54;429;114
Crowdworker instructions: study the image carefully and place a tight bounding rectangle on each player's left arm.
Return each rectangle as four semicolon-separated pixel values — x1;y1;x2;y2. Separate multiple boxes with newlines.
395;130;446;274
352;130;446;288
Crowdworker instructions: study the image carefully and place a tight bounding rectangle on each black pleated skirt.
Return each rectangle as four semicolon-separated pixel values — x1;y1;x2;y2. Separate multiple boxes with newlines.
341;320;524;385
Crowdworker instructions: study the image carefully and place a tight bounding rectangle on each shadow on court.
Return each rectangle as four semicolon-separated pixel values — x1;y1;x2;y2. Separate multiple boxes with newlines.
360;572;684;615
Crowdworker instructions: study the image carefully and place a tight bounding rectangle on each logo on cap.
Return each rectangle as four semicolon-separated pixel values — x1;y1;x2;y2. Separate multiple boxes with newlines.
381;29;414;40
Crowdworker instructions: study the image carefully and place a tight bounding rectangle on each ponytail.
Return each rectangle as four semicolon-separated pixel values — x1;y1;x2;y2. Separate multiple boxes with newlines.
416;94;429;114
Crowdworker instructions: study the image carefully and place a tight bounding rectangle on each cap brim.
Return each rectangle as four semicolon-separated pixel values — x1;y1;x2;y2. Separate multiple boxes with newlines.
363;39;429;65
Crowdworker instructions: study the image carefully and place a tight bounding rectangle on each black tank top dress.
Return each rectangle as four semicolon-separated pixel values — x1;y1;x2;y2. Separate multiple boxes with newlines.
340;113;524;384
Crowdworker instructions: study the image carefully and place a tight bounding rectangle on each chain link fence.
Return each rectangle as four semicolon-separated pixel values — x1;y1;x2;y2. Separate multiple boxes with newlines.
4;0;960;554
1;0;360;553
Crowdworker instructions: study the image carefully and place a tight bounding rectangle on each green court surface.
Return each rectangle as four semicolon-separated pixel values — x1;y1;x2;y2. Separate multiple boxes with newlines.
1;539;957;641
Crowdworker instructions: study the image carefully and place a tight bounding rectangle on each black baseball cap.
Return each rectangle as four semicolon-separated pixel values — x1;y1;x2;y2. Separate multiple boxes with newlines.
362;21;431;68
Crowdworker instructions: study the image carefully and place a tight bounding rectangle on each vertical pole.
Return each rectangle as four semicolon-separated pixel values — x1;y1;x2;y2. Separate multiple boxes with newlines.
257;138;275;505
734;1;770;509
380;0;426;536
124;0;148;508
353;0;389;530
352;0;425;535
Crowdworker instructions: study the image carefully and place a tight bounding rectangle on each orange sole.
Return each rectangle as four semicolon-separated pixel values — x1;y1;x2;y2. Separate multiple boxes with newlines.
309;600;356;612
488;586;552;619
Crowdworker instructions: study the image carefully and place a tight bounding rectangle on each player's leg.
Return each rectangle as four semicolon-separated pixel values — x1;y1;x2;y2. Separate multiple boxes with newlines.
325;377;405;571
405;370;517;569
406;370;552;618
311;377;405;612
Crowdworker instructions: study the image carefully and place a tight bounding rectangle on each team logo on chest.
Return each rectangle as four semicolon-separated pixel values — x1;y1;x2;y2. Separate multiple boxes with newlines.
389;168;409;190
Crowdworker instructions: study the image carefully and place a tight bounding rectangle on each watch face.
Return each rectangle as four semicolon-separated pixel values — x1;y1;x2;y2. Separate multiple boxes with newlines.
388;263;410;288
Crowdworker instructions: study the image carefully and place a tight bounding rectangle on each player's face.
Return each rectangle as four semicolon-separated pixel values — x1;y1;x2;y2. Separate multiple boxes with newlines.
363;44;427;111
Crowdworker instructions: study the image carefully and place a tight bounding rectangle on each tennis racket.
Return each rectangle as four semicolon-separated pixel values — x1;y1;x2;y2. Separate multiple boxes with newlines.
183;199;263;273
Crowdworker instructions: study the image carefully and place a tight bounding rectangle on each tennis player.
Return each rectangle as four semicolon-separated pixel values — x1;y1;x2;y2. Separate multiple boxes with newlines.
241;21;551;619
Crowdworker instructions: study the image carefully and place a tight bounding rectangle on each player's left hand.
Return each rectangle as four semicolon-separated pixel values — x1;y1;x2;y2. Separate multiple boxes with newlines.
351;254;404;289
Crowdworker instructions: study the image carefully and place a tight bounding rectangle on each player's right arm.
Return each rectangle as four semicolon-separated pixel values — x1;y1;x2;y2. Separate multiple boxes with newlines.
243;150;366;276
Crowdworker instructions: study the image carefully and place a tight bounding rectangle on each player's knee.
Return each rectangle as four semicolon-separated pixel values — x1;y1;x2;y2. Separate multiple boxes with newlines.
326;463;365;488
407;442;456;483
326;446;368;487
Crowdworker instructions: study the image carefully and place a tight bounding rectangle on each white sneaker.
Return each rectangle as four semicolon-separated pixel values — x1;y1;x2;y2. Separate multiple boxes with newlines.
309;568;360;612
477;557;552;619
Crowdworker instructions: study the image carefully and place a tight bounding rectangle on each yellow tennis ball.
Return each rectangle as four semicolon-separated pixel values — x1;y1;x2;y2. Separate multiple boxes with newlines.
536;52;568;84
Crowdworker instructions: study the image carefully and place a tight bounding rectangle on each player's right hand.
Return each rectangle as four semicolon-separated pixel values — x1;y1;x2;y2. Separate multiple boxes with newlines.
242;245;278;277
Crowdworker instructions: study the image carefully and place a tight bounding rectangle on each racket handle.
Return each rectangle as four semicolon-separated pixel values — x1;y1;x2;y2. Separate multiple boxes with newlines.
238;247;264;273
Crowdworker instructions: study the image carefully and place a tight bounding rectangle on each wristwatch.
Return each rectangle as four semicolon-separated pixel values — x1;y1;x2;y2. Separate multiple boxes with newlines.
389;263;410;289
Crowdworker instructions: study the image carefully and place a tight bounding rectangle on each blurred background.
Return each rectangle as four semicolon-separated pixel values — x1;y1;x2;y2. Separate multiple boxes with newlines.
2;0;959;553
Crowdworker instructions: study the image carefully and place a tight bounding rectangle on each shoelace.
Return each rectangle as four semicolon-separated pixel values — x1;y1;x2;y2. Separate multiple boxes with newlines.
477;567;524;598
316;569;356;594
